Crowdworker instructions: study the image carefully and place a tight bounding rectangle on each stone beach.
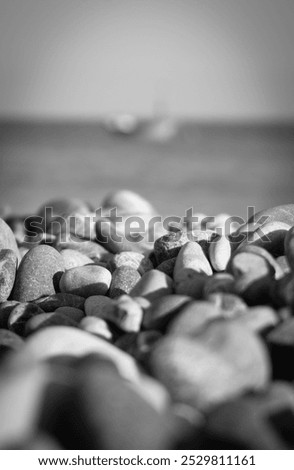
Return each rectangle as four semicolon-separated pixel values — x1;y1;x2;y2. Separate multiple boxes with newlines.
1;190;294;449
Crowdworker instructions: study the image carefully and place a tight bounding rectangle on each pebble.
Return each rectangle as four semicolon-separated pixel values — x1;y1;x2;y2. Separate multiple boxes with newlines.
60;249;93;270
237;204;294;237
151;320;271;411
207;293;248;318
266;318;294;380
85;295;114;316
24;312;78;336
0;217;20;259
96;218;153;254
0;329;24;356
0;363;51;448
37;198;92;232
79;316;113;341
228;250;275;294
236;221;290;257
105;296;144;333
12;245;65;302
109;266;141;298
204;382;294;449
208;234;231;272
276;255;291;277
34;293;85;312
101;189;155;215
174;242;212;293
0;301;20;329
12;326;140;383
156;257;177;278
107;251;153;274
8;302;45;336
168;301;221;336
54;360;173;449
233;306;278;334
203;273;236;297
54;235;110;262
143;295;192;330
130;269;173;301
285;226;294;271
54;307;85;322
0;249;18;302
154;230;190;265
59;265;111;297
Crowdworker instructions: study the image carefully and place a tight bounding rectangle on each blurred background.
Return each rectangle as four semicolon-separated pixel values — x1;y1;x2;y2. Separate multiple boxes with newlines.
0;0;293;219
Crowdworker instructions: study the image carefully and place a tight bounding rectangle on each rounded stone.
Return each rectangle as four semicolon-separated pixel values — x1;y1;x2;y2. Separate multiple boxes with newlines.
59;265;111;297
107;251;153;275
130;269;173;301
54;307;85;322
8;302;44;336
37;198;92;232
0;217;20;259
154;230;190;265
109;266;141;299
60;249;93;270
168;301;221;336
156;257;177;278
101;190;155;215
79;316;113;341
0;301;21;329
85;295;114;317
151;320;271;411
143;295;192;330
12;245;65;302
0;249;18;302
0;329;24;354
15;326;141;382
203;273;236;297
34;293;85;312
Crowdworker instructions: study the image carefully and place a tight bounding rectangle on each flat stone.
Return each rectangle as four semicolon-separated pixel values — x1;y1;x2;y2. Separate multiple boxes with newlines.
130;269;173;301
59;265;111;297
109;266;141;299
143;295;192;330
8;302;44;336
0;249;18;302
12;245;65;302
60;249;93;270
34;293;85;312
151;320;271;411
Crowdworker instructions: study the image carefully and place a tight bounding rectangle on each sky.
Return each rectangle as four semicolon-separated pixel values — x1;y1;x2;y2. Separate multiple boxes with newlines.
1;0;294;120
